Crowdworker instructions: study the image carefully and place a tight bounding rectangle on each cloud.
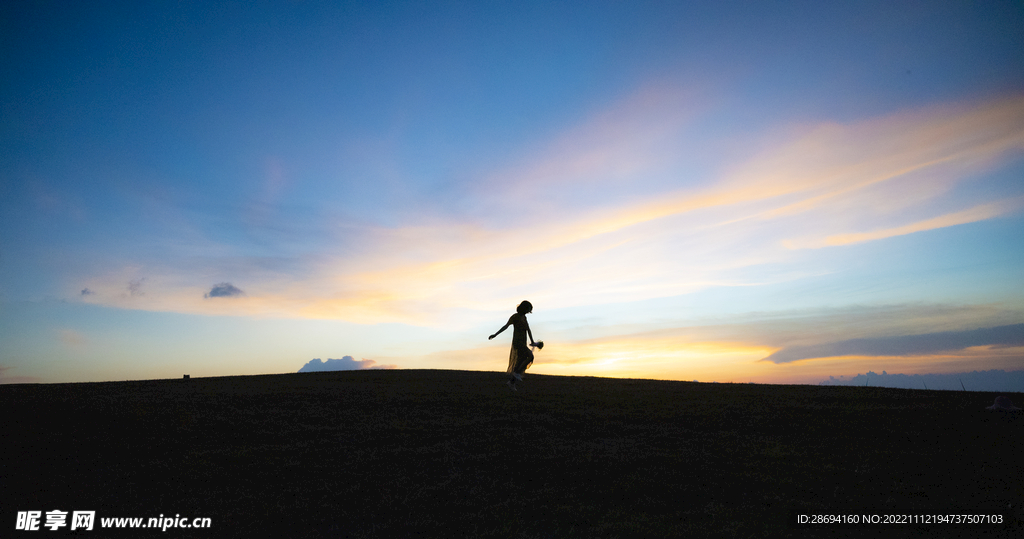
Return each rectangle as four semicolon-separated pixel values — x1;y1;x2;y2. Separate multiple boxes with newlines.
74;92;1024;325
784;198;1024;249
288;92;1024;323
204;282;245;299
761;324;1024;363
298;356;397;372
474;83;710;215
80;288;94;296
820;369;1024;393
127;278;145;297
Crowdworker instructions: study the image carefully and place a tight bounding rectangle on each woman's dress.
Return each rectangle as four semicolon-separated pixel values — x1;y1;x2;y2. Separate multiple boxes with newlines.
505;313;534;374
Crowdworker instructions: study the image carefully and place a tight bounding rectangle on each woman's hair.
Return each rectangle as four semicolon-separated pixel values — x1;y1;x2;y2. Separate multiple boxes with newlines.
516;300;533;314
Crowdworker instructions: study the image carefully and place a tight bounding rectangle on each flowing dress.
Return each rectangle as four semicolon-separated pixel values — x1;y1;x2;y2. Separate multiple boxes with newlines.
505;313;534;374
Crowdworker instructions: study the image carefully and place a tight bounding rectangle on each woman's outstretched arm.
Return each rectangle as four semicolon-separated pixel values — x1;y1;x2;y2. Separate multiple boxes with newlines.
489;320;511;340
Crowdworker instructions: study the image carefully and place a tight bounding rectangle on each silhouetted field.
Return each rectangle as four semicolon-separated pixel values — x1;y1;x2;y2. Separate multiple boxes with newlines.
2;370;1021;537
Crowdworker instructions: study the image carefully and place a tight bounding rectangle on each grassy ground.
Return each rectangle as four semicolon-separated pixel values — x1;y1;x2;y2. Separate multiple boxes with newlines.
2;369;1021;537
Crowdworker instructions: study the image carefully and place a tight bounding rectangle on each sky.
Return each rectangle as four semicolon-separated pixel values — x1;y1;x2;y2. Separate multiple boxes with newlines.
2;1;1023;387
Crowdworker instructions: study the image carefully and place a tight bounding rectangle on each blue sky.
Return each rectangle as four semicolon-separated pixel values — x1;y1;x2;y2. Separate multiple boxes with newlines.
2;1;1023;386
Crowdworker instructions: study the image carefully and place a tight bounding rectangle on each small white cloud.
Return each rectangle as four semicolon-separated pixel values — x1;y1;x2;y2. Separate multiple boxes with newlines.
298;356;397;372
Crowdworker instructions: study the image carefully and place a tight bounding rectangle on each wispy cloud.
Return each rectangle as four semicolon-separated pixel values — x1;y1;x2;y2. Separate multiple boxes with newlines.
77;92;1024;325
761;324;1024;364
296;92;1024;323
473;83;711;214
785;198;1024;249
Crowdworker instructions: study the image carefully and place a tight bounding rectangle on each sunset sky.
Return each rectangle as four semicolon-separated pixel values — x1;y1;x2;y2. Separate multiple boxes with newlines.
2;1;1023;386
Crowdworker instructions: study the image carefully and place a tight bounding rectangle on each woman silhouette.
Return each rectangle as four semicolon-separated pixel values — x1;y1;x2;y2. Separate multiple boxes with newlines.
489;301;539;391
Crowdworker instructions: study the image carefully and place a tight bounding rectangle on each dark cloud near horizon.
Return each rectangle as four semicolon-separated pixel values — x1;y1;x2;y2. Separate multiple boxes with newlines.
204;282;245;298
298;356;397;372
820;369;1024;393
761;324;1024;363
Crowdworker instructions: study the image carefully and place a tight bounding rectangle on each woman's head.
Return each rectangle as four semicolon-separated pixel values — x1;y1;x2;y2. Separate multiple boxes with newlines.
517;300;533;314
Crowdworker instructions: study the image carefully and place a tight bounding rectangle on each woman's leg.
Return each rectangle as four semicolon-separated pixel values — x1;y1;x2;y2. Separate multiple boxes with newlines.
514;346;533;379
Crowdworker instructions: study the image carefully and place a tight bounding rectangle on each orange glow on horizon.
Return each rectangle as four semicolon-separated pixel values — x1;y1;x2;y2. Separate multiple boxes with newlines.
390;341;1024;387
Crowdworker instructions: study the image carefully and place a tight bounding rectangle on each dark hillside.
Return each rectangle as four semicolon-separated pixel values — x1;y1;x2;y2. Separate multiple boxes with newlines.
2;370;1021;537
